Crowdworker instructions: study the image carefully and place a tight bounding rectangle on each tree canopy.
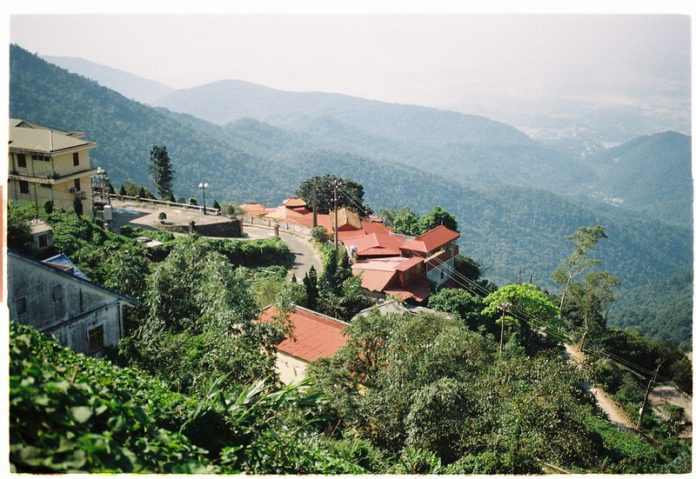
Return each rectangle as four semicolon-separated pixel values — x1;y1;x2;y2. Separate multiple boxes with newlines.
296;175;368;214
148;145;175;199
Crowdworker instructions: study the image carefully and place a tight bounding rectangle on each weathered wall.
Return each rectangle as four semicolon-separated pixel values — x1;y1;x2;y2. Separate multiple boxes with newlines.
8;254;124;354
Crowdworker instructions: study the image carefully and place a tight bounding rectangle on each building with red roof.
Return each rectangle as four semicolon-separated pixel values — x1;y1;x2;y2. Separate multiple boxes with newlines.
400;225;460;287
258;305;348;384
344;232;406;259
351;256;430;303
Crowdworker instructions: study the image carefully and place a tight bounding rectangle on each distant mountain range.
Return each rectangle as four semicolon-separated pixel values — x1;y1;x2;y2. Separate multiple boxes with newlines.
45;54;693;228
12;45;692;347
42;55;174;104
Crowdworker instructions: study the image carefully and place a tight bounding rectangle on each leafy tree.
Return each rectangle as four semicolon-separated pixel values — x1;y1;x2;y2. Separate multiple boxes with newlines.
7;200;33;250
552;225;607;321
149;145;175;199
311;226;327;243
483;283;561;352
428;288;485;331
380;207;422;236
212;200;221;210
303;266;319;311
419;205;458;232
119;184;127;196
296;175;368;214
453;255;481;281
571;271;620;352
189;197;198;206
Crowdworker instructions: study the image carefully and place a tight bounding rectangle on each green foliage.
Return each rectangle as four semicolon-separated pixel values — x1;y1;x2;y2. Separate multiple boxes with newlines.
382;205;458;235
149;145;175;199
610;269;692;351
10;45;692;354
10;323;215;473
419;205;458;232
221;202;242;216
44;200;54;214
296;174;368;214
483;283;561;351
315;247;371;320
380;207;422;236
7;200;34;250
120;181;155;199
311;225;327;242
11;323;369;474
303;266;319;311
428;288;485;330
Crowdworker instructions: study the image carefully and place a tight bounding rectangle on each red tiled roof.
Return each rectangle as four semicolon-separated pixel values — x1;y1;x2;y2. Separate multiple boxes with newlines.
283;197;308;208
384;279;430;302
400;225;460;254
352;256;424;292
394;256;423;272
242;203;269;216
264;206;307;222
356;269;397;292
344;233;405;258
259;306;347;362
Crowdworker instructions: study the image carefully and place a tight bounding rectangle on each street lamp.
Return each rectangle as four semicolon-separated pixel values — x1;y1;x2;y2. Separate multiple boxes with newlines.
198;182;209;215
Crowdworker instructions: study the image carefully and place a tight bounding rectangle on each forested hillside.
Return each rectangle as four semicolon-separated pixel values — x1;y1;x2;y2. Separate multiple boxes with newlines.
42;55;174;103
581;132;692;227
12;45;692;347
610;269;693;350
153;79;595;194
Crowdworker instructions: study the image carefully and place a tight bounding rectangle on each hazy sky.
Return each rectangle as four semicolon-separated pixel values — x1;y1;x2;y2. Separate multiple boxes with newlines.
9;14;691;134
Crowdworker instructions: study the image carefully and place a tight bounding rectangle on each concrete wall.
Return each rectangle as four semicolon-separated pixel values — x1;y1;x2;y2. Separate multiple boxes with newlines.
8;254;124;355
275;352;308;385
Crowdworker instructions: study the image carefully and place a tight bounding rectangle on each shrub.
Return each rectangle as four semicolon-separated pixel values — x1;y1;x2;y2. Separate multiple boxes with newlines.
158;212;167;220
311;226;327;242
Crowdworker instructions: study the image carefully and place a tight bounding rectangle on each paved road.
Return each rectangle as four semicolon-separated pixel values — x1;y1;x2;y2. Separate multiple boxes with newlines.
244;225;323;280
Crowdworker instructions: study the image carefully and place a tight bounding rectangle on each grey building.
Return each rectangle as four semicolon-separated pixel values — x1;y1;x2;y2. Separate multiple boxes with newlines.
8;250;137;355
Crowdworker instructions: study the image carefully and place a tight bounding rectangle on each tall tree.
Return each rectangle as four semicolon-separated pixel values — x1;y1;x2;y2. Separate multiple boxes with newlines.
296;175;368;214
552;226;607;322
303;266;319;311
419;205;458;232
149;145;175;199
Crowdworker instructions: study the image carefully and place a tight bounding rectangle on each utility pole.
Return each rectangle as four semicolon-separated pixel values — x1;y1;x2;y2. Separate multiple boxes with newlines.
332;179;340;252
498;301;512;356
637;359;665;430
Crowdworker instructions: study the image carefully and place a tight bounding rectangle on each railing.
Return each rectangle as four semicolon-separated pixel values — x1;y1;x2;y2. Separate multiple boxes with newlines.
109;194;220;215
242;215;313;237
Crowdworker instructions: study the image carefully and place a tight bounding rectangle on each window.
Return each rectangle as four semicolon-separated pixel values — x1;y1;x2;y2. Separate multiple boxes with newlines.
38;234;48;248
19;180;29;194
88;325;104;353
15;297;27;315
74;178;81;191
51;284;63;302
73;152;79;166
17;153;26;168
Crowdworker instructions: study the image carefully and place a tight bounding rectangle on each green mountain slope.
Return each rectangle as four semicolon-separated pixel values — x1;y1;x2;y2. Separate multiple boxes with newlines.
9;45;692;345
582;132;693;227
43;55;174;104
154;78;595;194
609;269;693;350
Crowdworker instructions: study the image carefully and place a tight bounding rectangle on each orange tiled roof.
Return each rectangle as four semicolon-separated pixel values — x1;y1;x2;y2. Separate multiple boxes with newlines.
283;197;308;208
345;232;405;258
259;305;348;362
352;257;424;293
242;203;269;216
400;225;460;254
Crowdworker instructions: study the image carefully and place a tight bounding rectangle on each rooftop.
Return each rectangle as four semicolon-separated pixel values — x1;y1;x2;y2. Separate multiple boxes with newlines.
10;118;95;154
258;305;348;362
400;224;460;254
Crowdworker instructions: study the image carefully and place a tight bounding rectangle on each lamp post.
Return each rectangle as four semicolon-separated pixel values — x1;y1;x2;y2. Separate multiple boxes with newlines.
198;182;208;215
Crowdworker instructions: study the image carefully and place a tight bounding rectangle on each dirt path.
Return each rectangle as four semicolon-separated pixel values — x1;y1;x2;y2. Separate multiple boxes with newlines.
564;344;638;431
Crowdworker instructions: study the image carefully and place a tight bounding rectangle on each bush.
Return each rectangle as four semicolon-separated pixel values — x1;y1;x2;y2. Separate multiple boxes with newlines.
158;212;167;220
44;201;54;214
311;226;327;243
